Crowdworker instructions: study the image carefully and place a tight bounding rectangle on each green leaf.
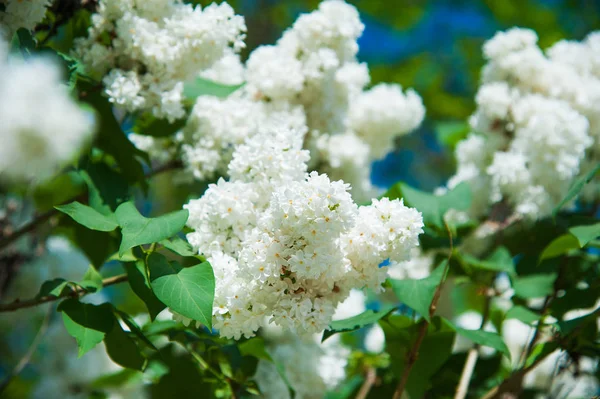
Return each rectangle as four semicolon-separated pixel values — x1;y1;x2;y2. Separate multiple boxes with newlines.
553;163;600;216
58;299;114;357
382;316;455;398
385;182;471;229
150;345;212;398
524;342;559;368
461;246;515;274
36;278;70;298
550;286;600;319
124;261;166;321
435;121;470;150
391;260;447;321
115;202;189;255
57;218;119;268
505;306;540;325
115;309;158;351
78;81;147;185
556;310;599;336
322;305;396;342
104;320;146;370
569;223;600;247
148;253;215;329
81;162;130;213
513;274;557;299
131;112;186;137
406;318;456;398
79;265;103;292
32;171;86;212
11;28;36;57
238;337;273;361
161;237;197;257
55;201;118;231
91;369;143;389
183;77;244;101
539;223;600;262
539;234;580;262
450;324;511;360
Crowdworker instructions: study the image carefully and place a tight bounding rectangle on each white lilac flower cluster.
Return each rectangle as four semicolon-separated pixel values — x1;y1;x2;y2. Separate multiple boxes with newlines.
446;28;600;220
73;0;246;122
0;0;49;37
0;40;94;185
182;127;424;339
254;326;350;399
128;0;424;201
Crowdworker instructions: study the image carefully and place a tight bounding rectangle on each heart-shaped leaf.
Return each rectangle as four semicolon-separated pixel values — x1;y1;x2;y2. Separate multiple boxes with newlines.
147;253;214;329
115;202;188;255
55;201;118;232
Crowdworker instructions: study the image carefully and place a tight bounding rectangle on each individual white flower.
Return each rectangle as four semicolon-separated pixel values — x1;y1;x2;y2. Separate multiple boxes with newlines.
0;49;95;184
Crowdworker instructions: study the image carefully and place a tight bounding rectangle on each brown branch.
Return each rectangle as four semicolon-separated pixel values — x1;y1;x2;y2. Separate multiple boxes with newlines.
355;367;377;399
481;307;600;399
0;161;182;252
0;274;128;312
392;222;454;399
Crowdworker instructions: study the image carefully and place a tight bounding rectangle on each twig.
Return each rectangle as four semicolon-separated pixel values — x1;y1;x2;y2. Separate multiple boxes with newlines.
0;304;52;393
391;222;454;399
0;161;182;253
355;367;377;399
454;293;493;399
481;307;600;399
0;274;128;312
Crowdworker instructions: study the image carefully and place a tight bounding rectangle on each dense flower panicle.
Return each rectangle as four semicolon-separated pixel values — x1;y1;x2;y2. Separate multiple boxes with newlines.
0;0;49;36
446;27;600;221
0;44;94;184
185;179;258;257
125;0;424;203
348;83;426;158
178;96;306;181
74;0;246;121
343;198;424;290
245;45;305;101
182;128;424;339
227;128;310;198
